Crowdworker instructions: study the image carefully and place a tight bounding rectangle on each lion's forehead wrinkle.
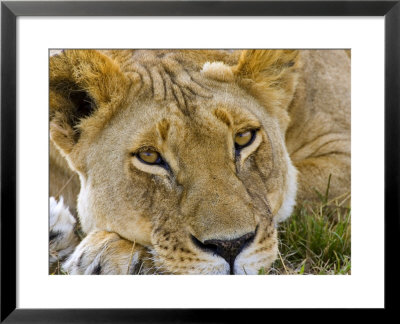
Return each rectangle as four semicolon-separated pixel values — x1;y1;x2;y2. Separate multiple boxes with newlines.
111;50;217;113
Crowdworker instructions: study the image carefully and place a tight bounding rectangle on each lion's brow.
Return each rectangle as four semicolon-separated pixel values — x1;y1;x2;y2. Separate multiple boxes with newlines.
157;119;170;141
213;108;232;127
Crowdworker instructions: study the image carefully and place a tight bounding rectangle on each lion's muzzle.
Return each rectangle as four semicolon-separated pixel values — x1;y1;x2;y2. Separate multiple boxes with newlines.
191;230;256;274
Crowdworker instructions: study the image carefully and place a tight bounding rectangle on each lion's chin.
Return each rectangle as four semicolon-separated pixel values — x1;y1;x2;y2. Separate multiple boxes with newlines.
233;244;278;275
233;255;276;275
153;252;276;275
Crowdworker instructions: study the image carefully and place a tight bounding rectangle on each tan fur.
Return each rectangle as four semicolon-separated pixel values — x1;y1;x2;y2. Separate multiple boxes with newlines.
49;49;350;275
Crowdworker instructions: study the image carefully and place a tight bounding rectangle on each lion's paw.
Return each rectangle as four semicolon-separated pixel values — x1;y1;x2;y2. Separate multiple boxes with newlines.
62;231;153;275
49;196;79;265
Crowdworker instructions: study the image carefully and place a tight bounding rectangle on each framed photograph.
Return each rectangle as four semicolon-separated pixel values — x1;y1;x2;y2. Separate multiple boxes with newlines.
1;0;399;321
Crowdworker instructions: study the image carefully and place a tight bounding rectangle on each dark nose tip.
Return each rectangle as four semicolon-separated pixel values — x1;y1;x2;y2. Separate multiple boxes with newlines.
191;231;256;274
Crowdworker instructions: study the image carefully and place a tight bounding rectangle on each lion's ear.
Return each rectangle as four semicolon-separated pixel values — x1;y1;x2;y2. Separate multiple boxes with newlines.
49;50;130;156
232;50;300;116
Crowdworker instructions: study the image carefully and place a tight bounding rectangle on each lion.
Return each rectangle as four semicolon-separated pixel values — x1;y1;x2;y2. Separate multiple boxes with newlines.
49;49;350;275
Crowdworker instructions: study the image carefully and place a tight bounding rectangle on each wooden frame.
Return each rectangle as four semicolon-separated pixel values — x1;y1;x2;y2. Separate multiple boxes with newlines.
1;0;399;321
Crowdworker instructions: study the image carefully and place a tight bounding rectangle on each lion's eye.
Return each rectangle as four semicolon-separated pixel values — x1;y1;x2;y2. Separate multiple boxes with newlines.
235;130;256;150
137;151;162;165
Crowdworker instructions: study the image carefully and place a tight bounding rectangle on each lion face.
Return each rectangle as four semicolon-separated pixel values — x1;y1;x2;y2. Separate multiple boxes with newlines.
50;50;299;274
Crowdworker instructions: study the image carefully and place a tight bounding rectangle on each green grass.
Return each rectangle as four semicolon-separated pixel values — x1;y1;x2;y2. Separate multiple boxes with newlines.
264;179;351;275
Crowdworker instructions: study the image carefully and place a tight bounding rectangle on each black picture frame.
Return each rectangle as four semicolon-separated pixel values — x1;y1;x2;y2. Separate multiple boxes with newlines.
1;0;399;322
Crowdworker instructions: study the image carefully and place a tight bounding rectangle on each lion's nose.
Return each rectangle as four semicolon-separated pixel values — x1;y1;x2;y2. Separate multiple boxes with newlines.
191;231;256;274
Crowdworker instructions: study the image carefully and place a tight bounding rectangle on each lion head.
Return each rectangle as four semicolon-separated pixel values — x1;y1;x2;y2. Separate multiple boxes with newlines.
50;49;299;274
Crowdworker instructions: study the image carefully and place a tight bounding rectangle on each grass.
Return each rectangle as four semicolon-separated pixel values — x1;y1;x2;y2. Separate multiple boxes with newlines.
50;260;69;275
263;177;351;275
